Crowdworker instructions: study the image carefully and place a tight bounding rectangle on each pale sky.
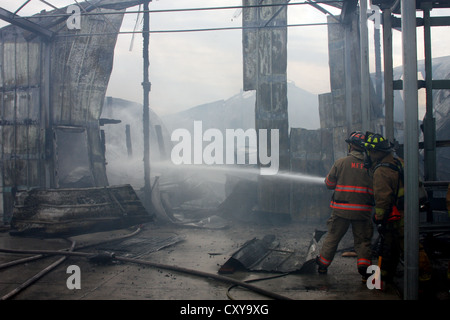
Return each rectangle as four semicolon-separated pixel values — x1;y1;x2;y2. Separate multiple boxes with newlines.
1;0;450;117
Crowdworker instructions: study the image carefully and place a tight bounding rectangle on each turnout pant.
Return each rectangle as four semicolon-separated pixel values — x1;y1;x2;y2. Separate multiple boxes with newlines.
379;220;404;282
318;213;374;272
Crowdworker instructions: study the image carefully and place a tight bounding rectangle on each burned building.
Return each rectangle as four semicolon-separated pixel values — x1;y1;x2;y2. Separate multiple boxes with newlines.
290;1;385;222
1;0;449;226
0;0;448;303
241;1;383;222
0;1;151;226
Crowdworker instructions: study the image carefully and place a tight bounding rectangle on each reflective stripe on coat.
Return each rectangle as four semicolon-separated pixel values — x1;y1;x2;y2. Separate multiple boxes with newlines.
324;151;374;219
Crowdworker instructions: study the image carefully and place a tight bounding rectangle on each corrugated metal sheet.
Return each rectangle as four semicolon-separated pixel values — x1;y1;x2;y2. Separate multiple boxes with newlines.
290;128;332;222
218;233;324;274
243;0;290;215
0;3;125;223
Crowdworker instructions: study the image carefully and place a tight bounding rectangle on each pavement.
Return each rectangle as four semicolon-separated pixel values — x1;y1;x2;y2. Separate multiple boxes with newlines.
0;216;405;302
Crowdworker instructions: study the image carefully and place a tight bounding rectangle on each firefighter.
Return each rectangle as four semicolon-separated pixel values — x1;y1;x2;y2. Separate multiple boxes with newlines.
363;133;403;287
316;131;374;280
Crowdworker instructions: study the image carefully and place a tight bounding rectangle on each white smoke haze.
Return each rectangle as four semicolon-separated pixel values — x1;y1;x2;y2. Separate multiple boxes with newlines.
2;1;449;117
2;0;450;209
101;96;325;208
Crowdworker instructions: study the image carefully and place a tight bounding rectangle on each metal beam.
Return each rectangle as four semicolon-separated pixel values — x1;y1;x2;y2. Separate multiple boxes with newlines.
392;15;450;29
96;0;148;10
306;0;341;24
14;0;33;15
142;0;152;205
39;0;58;10
383;8;394;143
429;80;450;89
393;79;450;90
360;0;370;130
401;0;420;301
429;16;450;26
0;7;54;41
422;3;436;184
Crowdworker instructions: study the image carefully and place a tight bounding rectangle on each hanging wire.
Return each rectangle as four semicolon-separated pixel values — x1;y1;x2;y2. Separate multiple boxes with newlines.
16;1;343;20
5;1;341;38
129;4;142;51
55;22;335;37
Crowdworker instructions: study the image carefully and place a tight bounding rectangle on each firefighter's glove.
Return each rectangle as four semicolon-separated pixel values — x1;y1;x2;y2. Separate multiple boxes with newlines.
373;208;387;233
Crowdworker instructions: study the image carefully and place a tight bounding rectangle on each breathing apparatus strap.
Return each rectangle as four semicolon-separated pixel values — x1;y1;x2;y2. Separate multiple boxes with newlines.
373;158;403;221
363;150;372;170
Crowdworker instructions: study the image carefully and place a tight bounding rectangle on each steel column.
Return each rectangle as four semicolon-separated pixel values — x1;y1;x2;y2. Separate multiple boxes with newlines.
359;0;370;130
382;8;394;143
142;0;151;203
422;3;437;182
401;0;420;301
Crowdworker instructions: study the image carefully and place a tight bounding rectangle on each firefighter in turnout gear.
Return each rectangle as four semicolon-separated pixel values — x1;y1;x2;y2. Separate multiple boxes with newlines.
364;133;403;286
317;131;374;280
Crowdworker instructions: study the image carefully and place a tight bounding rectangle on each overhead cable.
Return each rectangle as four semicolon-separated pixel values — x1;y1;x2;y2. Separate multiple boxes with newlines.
18;1;342;20
55;22;335;37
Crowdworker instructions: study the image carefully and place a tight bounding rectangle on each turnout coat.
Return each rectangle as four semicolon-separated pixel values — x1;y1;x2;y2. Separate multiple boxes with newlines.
325;151;374;220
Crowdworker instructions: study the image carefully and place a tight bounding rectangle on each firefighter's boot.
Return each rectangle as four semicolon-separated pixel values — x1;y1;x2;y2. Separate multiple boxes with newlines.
316;256;328;275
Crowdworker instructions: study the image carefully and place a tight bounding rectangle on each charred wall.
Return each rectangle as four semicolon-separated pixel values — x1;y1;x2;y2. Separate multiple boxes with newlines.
290;128;334;222
320;13;383;160
243;0;290;215
0;4;125;224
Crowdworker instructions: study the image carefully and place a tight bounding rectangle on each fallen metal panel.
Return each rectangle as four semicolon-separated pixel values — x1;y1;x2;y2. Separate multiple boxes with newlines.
219;233;326;274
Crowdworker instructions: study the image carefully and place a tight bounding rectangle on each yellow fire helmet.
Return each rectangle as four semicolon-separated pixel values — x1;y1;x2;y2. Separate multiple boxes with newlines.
364;133;393;152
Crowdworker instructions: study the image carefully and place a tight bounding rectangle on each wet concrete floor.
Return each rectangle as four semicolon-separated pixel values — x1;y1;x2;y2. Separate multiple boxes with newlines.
0;218;404;302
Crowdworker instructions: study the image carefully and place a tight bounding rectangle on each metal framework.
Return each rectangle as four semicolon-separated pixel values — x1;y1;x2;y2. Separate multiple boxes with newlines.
1;0;449;301
374;0;450;301
0;7;54;40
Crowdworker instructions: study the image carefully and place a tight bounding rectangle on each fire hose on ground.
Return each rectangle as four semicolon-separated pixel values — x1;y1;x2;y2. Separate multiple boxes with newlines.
0;240;76;300
0;226;143;271
0;230;292;300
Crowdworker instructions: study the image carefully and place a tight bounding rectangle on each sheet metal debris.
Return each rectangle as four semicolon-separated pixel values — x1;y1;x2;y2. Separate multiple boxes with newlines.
10;184;153;237
175;215;229;229
219;232;326;274
97;233;185;258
